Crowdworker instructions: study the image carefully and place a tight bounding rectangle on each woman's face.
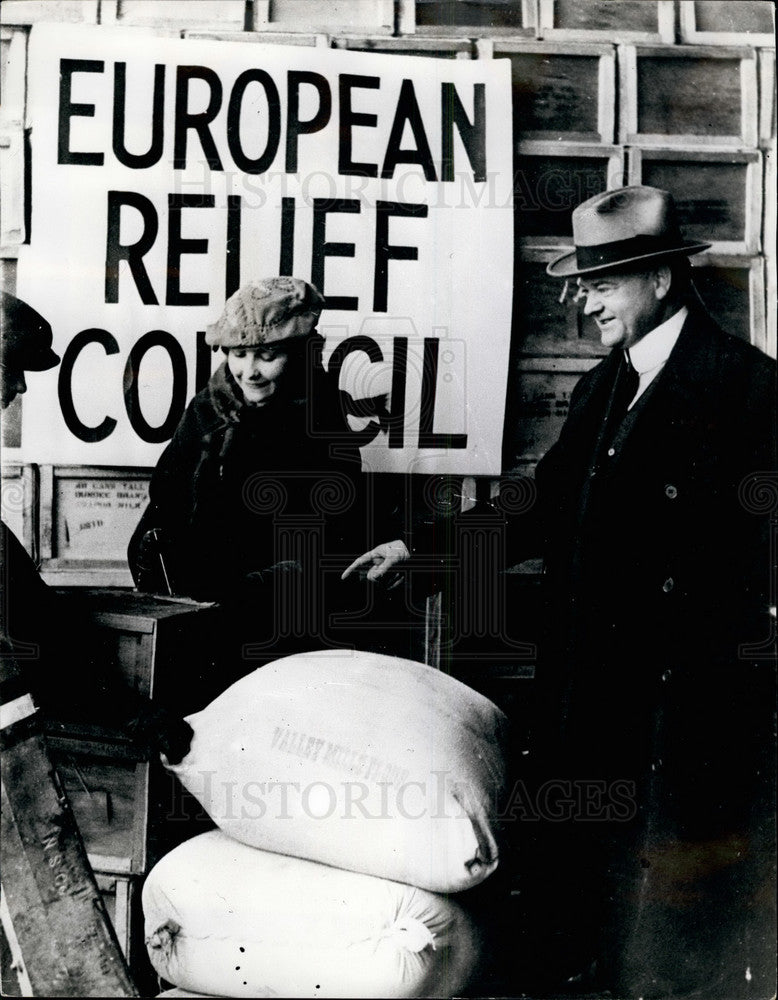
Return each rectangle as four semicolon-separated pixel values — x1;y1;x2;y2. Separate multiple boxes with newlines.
226;344;289;406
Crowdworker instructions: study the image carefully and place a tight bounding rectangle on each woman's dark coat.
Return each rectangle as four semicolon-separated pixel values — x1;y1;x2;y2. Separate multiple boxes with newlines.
128;361;404;651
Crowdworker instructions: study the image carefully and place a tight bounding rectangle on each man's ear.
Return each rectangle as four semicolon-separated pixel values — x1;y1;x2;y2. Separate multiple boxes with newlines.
654;265;672;300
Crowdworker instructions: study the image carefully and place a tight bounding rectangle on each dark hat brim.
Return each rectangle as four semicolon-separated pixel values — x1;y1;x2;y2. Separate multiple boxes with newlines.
546;241;711;279
22;345;61;371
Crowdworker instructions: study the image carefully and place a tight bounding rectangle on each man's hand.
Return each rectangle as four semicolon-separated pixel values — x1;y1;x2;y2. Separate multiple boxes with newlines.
341;540;410;585
127;701;194;765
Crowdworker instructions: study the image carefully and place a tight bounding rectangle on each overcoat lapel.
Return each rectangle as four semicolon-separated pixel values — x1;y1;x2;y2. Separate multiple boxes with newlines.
574;305;722;476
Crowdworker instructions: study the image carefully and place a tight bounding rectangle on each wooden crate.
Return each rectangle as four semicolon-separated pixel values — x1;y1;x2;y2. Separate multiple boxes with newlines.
690;253;767;353
479;39;616;144
627;148;763;255
399;0;537;36
37;465;151;587
538;0;674;43
514;142;625;247
0;0;98;24
40;591;221;986
255;0;393;34
100;0;245;30
502;355;598;468
619;44;759;148
512;248;609;358
678;0;774;47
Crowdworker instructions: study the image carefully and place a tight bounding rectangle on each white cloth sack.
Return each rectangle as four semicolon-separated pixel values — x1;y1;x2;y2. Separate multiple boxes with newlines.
144;831;481;999
156;990;221;998
166;649;508;892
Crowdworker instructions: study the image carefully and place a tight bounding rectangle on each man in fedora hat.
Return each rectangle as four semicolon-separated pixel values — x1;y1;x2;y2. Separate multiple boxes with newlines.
494;187;776;996
1;289;194;763
0;289;60;408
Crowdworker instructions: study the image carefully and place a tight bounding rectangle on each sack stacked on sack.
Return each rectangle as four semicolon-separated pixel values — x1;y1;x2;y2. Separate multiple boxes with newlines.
166;649;508;893
144;649;509;998
144;830;480;999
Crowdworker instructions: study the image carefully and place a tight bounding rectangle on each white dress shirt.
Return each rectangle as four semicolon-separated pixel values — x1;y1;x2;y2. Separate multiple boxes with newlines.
626;306;688;409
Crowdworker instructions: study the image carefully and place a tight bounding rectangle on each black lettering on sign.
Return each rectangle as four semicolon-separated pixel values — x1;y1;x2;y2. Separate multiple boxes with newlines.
279;196;295;276
441;82;486;183
113;62;165;169
174;66;224;171
381;79;436;181
388;336;408;449
105;190;159;304
419;338;467;448
227;69;281;174
311;198;360;311
338;74;379;178
286;71;332;174
123;331;187;443
166;193;214;306
373;201;428;312
58;329;119;442
58;58;105;166
226;194;242;298
327;335;385;447
196;330;212;392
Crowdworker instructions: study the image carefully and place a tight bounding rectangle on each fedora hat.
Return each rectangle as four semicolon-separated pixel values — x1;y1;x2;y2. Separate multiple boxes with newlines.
0;290;60;371
546;186;711;279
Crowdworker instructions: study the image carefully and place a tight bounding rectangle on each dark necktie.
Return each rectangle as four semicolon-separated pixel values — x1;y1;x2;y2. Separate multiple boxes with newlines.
593;354;640;470
607;353;640;432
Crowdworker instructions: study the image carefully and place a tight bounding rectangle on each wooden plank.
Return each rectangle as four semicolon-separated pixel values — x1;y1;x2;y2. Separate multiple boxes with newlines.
0;27;27;127
0;652;137;997
0;464;36;558
0;127;26;247
759;48;776;147
333;35;473;57
0;889;34;995
764;148;776;358
182;29;319;46
38;464;55;561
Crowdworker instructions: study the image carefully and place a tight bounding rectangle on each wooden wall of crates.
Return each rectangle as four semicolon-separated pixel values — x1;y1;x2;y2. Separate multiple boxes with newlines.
1;0;775;585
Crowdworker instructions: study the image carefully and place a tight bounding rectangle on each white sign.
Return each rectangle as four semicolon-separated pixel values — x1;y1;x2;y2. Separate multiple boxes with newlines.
18;24;513;474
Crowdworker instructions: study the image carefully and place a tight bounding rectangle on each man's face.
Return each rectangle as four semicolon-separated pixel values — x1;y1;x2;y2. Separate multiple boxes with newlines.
0;358;27;409
576;270;665;350
226;344;290;406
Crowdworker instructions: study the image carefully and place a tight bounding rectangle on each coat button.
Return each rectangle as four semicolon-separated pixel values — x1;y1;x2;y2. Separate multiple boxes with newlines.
664;484;678;499
662;577;674;593
607;447;616;457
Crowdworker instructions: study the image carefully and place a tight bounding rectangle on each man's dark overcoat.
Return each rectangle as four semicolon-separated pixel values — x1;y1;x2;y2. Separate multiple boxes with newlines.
512;301;776;997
